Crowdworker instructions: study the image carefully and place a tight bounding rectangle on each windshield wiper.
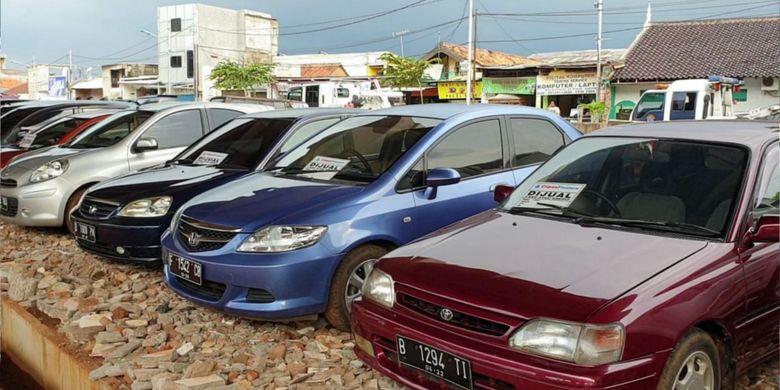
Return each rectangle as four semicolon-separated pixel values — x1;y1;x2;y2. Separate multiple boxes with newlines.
506;202;594;218
572;216;721;237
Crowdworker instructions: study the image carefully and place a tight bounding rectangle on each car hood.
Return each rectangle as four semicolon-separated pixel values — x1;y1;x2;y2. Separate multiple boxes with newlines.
181;173;365;231
87;164;251;205
380;211;709;323
4;146;87;171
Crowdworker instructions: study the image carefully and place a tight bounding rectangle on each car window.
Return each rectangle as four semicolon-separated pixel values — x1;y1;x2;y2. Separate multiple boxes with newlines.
29;118;87;147
337;88;350;98
397;159;425;192
142;109;204;149
427;119;503;179
278;118;341;154
68;111;154;148
634;92;665;120
752;143;779;220
670;92;697;120
288;87;303;101
510;118;565;167
210;108;243;129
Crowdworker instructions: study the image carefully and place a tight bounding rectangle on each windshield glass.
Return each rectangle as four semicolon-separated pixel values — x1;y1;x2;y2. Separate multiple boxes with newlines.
67;111;154;149
176;117;295;169
21;117;88;149
634;92;665;120
501;137;748;238
265;115;440;184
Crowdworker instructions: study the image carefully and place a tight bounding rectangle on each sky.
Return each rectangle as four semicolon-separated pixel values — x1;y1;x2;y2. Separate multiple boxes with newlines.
1;0;778;73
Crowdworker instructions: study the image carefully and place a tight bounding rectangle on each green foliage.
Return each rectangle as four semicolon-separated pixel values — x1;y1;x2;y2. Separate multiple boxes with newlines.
209;60;275;96
379;53;438;90
583;101;607;122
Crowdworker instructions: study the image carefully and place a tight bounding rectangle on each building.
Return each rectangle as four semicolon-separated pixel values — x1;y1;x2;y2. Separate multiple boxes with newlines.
0;55;28;99
611;16;780;117
72;78;103;100
101;63;159;100
27;64;69;100
157;3;279;100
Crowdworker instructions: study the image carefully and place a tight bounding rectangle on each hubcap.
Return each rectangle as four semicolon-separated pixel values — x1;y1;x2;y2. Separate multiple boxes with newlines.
344;258;377;312
673;351;714;390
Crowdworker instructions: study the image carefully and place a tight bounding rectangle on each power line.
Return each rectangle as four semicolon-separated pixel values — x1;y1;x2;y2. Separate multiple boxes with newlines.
476;0;533;54
476;26;643;44
445;0;469;42
480;0;778;17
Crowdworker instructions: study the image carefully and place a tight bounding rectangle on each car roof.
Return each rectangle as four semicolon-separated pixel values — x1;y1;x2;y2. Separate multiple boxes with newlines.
136;101;270;113
242;107;358;120
69;109;123;119
365;103;562;120
586;120;780;149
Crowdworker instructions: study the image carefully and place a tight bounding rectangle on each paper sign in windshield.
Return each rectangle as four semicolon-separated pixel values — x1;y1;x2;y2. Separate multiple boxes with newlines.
301;155;350;180
193;151;229;166
519;182;586;208
18;134;36;149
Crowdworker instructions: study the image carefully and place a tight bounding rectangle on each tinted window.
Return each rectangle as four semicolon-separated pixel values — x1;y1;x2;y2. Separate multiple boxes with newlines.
397;159;425;191
181;118;294;169
69;111;154;148
29;118;87;148
428;119;503;179
210;109;242;128
142;109;204;149
278;118;341;153
510;118;565;166
288;88;302;101
753;143;779;219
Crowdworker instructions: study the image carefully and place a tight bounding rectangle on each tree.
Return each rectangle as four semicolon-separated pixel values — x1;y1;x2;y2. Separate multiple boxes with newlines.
209;60;275;97
379;53;438;104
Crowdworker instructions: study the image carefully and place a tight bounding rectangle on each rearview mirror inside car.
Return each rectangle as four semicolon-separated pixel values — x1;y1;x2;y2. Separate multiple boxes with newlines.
751;214;779;243
134;137;159;152
426;168;461;200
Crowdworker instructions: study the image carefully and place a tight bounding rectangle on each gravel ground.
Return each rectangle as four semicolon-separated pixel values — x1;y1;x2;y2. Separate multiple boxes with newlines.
0;221;777;390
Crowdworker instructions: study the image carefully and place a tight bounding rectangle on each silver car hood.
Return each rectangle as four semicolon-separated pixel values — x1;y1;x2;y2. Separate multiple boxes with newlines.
7;146;89;170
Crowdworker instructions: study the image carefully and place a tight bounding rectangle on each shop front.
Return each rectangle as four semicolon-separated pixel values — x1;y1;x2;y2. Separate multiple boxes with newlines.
437;80;483;102
536;70;598;117
482;77;536;106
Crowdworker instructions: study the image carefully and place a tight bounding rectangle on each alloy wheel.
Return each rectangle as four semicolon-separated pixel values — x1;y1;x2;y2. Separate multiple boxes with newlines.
673;351;714;390
344;258;377;312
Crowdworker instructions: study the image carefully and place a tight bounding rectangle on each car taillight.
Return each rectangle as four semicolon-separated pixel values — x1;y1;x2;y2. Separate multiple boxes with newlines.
712;83;721;92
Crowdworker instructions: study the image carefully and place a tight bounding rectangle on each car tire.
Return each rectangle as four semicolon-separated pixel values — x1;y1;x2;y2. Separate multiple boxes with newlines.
65;187;88;234
325;244;387;331
656;329;720;390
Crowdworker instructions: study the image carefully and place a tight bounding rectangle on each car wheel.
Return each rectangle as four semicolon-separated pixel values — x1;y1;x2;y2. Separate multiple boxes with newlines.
65;187;88;234
325;244;387;331
657;329;720;390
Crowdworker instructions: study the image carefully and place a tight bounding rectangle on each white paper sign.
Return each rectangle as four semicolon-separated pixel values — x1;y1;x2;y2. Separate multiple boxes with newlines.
18;134;36;149
193;151;229;166
519;182;586;208
301;155;350;180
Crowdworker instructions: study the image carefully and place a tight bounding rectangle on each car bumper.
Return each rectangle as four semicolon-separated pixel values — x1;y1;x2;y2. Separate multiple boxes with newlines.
71;214;164;262
0;180;68;226
161;229;344;320
351;301;669;390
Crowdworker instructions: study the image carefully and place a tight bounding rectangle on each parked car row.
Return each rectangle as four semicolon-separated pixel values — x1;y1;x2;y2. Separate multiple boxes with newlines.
0;101;777;390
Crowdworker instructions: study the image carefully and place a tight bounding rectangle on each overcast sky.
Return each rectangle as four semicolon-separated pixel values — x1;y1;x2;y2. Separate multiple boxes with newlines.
1;0;777;71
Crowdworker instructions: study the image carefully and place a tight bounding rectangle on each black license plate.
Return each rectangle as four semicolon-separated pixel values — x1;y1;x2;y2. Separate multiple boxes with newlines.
0;196;8;211
73;221;96;243
169;253;203;286
397;336;472;390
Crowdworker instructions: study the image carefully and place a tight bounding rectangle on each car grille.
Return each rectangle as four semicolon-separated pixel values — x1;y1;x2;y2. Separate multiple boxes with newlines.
177;216;239;252
0;197;18;217
174;276;226;301
0;178;17;188
400;294;510;337
247;288;275;303
79;198;120;219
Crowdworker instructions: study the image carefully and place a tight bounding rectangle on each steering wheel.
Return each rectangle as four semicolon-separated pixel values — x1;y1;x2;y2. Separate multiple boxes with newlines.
580;190;622;217
347;149;373;175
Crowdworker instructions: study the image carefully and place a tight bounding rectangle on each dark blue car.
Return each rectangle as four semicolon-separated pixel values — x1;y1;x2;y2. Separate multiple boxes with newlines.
161;104;582;329
71;108;355;262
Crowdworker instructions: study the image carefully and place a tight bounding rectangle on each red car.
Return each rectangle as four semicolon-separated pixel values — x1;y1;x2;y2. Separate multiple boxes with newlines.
0;110;114;168
352;120;779;390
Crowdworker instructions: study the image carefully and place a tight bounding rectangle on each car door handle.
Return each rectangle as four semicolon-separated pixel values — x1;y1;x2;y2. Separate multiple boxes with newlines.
490;183;512;192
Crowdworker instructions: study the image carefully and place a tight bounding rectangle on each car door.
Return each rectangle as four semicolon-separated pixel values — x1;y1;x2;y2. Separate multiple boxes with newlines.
735;142;780;367
127;108;206;172
406;118;515;237
507;116;568;185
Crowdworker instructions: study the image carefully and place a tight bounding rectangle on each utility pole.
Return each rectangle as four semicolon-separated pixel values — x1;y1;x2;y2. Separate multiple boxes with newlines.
68;49;73;99
595;0;603;103
466;0;474;105
393;29;410;57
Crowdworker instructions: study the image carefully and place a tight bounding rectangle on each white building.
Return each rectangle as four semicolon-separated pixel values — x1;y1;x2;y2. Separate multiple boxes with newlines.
271;52;389;99
101;63;159;100
157;3;279;100
27;64;69;100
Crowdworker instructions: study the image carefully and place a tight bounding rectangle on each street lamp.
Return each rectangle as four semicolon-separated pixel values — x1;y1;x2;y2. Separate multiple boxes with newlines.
139;29;157;38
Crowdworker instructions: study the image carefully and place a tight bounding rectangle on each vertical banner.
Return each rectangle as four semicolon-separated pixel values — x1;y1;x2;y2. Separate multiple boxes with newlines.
48;76;68;97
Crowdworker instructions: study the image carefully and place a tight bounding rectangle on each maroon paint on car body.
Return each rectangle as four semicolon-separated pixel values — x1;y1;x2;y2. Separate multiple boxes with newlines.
351;120;779;390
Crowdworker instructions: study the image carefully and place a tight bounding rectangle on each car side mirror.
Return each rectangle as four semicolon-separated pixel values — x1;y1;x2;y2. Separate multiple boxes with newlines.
750;214;779;243
493;185;515;203
134;137;158;152
425;168;461;200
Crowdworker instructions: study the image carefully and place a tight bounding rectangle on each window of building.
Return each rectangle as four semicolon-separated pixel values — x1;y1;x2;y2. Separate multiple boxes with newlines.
509;118;565;167
170;56;182;68
427;119;503;179
171;18;182;32
733;89;748;102
110;69;125;88
337;88;350;98
287;87;303;101
186;51;194;78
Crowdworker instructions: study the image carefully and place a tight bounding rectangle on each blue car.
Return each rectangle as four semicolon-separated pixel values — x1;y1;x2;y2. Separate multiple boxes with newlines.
161;104;582;329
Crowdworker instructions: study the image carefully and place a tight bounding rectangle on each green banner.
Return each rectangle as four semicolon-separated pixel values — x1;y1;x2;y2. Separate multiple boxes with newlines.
483;77;536;95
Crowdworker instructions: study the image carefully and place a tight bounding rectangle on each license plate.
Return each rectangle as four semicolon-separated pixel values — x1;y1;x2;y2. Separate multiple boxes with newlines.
74;221;96;243
397;336;472;390
0;196;7;211
169;253;203;286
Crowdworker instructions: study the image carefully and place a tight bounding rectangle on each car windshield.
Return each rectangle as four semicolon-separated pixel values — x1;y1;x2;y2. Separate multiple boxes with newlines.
265;115;440;184
175;117;296;170
21;117;89;149
66;111;154;149
501;137;748;239
634;92;665;120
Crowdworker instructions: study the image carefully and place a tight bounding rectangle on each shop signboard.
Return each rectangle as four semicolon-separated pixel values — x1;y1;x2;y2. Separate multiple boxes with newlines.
48;76;68;97
483;77;536;95
536;70;597;96
437;81;483;99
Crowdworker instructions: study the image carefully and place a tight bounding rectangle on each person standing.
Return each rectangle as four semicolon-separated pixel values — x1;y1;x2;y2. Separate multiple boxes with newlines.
548;100;561;115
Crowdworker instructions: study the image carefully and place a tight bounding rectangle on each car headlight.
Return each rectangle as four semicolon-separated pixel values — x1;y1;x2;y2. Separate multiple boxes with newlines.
509;319;624;365
361;268;395;308
237;225;327;252
118;196;172;217
30;160;68;183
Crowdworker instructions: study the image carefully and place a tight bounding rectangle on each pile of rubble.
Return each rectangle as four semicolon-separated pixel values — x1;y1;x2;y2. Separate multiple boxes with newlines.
1;221;777;390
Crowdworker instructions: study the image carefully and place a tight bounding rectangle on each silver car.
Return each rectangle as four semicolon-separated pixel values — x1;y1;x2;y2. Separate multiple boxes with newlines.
0;102;270;229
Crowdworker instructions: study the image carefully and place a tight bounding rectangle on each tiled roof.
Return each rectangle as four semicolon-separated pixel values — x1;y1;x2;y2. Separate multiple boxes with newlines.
426;42;540;67
300;64;349;78
613;17;780;81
